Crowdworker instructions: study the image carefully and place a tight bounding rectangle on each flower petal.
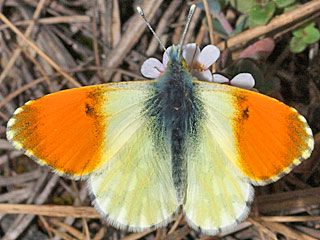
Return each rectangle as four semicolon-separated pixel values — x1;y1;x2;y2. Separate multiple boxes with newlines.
141;58;164;78
192;69;213;81
212;74;229;84
182;43;200;65
163;46;172;67
231;73;255;89
196;45;220;69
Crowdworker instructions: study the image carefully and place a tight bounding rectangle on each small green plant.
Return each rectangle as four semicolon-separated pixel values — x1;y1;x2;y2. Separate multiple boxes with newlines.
249;1;275;28
290;21;320;53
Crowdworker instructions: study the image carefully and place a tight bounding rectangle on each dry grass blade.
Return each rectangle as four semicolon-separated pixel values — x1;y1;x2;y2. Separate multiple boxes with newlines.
19;44;54;92
294;225;320;239
257;216;320;222
257;187;320;213
0;169;42;186
102;0;163;82
260;221;317;240
167;211;183;234
120;229;155;240
92;227;107;240
50;218;87;240
0;77;46;109
92;2;103;83
248;218;277;240
0;16;91;33
0;204;100;218
0;0;47;85
112;0;121;48
0;13;81;87
0;66;97;112
2;174;59;239
159;225;191;240
39;215;54;238
46;226;75;240
202;0;215;45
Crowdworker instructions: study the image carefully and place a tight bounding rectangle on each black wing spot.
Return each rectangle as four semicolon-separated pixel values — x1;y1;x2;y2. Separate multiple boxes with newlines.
242;107;249;119
85;103;93;115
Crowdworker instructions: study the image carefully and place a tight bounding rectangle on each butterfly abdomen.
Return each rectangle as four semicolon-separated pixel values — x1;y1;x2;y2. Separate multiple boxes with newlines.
145;57;203;203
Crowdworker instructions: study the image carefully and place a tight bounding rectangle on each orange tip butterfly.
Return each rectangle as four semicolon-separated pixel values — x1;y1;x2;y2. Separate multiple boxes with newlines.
6;4;314;236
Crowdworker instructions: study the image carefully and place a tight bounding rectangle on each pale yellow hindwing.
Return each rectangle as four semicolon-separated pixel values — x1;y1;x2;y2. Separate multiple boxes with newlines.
183;81;254;235
88;81;179;231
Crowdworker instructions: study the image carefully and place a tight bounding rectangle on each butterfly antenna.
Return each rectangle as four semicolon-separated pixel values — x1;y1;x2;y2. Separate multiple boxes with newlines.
178;4;196;58
137;7;167;52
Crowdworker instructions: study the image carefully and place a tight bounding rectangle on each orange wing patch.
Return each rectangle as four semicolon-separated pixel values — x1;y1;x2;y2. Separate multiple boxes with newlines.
7;86;107;177
232;89;313;184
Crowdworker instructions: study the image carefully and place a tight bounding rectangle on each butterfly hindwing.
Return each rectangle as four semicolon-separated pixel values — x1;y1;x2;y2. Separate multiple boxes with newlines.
88;117;179;231
184;122;254;235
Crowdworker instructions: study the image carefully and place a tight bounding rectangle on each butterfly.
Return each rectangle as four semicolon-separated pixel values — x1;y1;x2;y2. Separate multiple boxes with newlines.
6;4;314;236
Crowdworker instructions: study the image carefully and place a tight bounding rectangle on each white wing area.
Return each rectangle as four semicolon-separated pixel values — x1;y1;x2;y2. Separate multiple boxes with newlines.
87;82;179;231
183;82;254;235
184;125;253;235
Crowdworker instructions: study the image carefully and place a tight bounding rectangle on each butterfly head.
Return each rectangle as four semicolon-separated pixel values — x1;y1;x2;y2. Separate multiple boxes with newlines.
166;45;188;71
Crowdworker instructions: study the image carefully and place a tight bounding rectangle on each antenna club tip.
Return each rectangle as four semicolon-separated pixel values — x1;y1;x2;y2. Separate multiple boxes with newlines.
136;6;143;14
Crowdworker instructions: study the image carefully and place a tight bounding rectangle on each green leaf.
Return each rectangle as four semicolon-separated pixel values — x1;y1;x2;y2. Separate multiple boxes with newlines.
292;21;320;45
249;2;276;28
274;0;295;8
303;26;320;44
230;0;255;13
292;28;303;37
211;18;230;39
290;36;306;53
292;21;316;37
232;15;249;36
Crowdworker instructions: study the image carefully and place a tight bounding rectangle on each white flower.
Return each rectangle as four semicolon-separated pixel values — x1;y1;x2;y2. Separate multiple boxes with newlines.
141;43;220;81
140;50;169;78
212;73;255;89
182;43;220;81
141;43;255;89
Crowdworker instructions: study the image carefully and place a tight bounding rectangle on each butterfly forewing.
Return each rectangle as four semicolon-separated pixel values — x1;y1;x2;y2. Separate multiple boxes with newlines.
192;80;314;185
7;85;108;177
